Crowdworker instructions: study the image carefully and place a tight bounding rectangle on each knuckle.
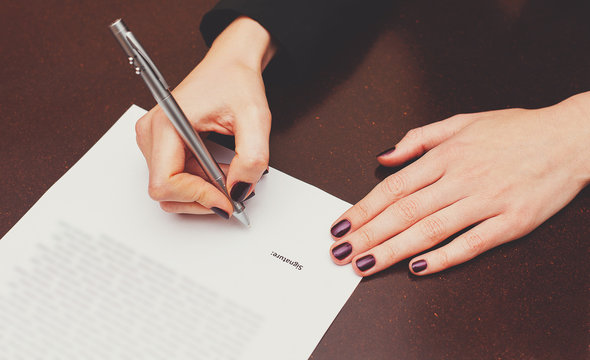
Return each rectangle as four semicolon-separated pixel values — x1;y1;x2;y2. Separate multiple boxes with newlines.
355;202;372;222
511;208;535;232
356;227;375;248
215;110;236;129
393;198;419;223
148;181;170;201
405;127;424;141
462;232;487;254
150;107;167;125
151;107;175;129
383;245;398;263
247;104;271;122
258;107;272;123
159;202;176;213
440;139;466;160
419;216;445;243
382;173;406;198
189;186;209;205
438;249;451;269
135;117;150;137
241;153;269;170
135;116;152;149
448;113;468;123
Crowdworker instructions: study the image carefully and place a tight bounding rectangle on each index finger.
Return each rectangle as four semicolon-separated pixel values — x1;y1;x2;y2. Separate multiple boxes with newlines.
330;153;444;239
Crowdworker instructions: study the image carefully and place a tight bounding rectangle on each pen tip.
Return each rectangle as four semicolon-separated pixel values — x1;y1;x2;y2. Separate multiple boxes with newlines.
233;210;251;228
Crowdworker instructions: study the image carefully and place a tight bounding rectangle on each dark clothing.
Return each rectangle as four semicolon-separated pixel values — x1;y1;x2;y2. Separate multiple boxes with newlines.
200;0;387;75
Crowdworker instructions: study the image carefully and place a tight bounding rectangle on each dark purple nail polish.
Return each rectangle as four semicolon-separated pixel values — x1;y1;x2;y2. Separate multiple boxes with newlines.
356;255;376;272
230;182;252;202
331;219;351;238
411;259;427;273
263;169;269;175
244;191;255;201
211;207;229;219
332;242;352;260
376;146;396;157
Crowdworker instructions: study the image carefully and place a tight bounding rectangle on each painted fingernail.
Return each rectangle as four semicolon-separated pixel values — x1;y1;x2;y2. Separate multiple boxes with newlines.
331;219;351;238
211;207;229;219
377;146;396;157
263;169;269;175
230;182;252;202
356;255;376;271
411;259;427;273
244;191;255;201
332;242;352;260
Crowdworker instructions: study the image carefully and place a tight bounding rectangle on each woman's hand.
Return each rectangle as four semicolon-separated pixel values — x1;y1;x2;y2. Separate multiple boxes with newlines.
135;17;276;219
329;92;590;276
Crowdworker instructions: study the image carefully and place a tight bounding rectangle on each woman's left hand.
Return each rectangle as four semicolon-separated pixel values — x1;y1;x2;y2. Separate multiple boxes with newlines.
329;92;590;276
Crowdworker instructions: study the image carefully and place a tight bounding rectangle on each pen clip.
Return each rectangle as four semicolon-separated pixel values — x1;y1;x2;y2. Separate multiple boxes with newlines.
125;32;169;90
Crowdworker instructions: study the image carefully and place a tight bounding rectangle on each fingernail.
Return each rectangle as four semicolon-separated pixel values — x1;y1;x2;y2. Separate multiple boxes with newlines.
411;259;427;273
263;169;269;175
331;219;351;238
332;242;352;260
244;191;255;201
230;182;252;202
356;255;376;272
211;207;229;219
376;146;396;157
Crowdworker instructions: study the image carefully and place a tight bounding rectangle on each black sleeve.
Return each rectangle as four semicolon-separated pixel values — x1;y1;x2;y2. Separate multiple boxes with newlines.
200;0;389;75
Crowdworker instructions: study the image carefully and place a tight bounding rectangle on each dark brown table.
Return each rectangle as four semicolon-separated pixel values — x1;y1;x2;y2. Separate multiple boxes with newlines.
1;1;588;359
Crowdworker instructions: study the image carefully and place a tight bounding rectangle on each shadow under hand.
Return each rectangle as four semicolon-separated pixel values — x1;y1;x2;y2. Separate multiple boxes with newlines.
374;164;403;182
373;154;422;182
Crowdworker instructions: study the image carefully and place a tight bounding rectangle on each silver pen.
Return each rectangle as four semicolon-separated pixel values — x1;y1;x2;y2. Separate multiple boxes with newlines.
109;19;250;227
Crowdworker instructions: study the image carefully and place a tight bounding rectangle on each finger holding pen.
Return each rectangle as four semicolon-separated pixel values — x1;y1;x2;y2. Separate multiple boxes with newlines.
225;99;272;203
137;109;234;218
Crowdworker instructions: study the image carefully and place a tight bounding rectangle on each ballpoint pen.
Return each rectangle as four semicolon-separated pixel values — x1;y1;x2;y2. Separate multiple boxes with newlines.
109;19;250;227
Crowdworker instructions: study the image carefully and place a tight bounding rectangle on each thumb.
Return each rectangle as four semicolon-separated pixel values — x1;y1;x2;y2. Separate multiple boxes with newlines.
226;107;271;202
377;113;477;166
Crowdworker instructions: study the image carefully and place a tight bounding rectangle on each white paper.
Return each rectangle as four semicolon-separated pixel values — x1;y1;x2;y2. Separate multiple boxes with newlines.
0;105;361;359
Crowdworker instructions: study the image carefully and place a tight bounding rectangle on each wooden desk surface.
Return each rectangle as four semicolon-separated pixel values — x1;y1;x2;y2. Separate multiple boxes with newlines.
1;0;588;359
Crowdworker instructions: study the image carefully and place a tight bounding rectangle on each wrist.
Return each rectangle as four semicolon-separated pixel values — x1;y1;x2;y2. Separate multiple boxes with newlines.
207;16;277;72
555;92;590;185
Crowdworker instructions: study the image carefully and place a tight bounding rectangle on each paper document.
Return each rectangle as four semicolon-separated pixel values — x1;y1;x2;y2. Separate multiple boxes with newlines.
0;105;361;359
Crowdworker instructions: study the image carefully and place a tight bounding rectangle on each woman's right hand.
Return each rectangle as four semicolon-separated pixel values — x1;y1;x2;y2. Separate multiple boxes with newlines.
135;16;276;219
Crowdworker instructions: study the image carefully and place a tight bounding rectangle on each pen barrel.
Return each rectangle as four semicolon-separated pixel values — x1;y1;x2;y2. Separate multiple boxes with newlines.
140;70;171;103
159;95;225;182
